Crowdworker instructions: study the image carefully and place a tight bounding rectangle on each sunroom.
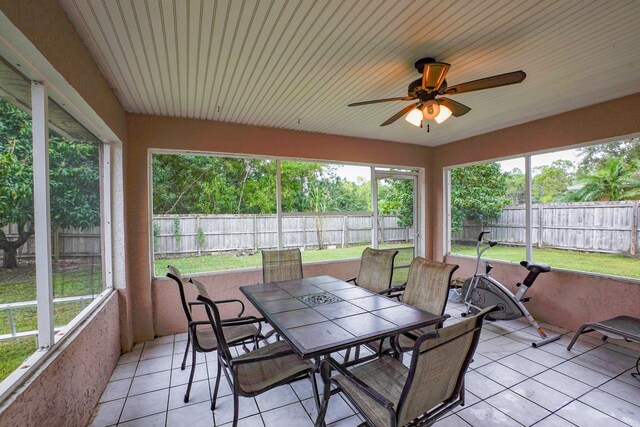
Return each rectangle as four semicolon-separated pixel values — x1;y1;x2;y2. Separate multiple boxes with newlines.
0;1;639;426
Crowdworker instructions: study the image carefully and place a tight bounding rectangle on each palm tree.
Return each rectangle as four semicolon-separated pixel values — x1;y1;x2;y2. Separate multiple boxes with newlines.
572;157;640;201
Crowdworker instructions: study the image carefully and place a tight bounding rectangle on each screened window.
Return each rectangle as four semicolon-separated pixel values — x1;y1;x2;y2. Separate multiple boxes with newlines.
447;139;640;280
151;154;422;277
0;57;110;388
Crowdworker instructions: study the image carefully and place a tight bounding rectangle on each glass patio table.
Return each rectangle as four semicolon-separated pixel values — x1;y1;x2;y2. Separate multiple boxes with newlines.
240;275;446;360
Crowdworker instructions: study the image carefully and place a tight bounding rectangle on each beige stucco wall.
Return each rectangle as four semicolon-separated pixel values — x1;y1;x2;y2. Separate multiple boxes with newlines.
431;93;640;329
0;292;121;427
127;113;432;341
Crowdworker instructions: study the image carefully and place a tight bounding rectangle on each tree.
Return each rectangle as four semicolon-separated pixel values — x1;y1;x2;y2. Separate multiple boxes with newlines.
504;167;525;205
450;163;509;233
378;179;414;228
576;138;640;173
569;157;640;201
0;98;100;268
532;159;575;203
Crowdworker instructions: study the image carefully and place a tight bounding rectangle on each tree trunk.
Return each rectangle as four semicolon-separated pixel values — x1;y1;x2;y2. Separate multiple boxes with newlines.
0;222;34;269
2;245;18;269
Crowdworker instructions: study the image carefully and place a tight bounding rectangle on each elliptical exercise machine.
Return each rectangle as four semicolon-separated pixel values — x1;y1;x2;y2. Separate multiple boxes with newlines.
461;231;561;348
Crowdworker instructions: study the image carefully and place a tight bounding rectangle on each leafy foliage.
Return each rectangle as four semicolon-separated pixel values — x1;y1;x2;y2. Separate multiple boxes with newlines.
569;157;640;201
450;163;509;233
532;159;575;203
0;98;100;268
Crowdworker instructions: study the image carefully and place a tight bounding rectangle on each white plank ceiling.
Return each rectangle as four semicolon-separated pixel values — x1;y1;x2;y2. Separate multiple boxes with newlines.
60;0;640;146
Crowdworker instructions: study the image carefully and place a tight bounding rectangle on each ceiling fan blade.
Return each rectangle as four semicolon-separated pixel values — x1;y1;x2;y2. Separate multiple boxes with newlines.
438;97;471;117
445;71;526;95
380;102;420;126
422;62;450;93
348;97;415;107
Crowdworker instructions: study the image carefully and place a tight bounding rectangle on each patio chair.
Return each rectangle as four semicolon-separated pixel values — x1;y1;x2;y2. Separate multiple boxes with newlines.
166;266;262;402
365;257;459;357
261;248;303;283
347;247;399;294
190;278;320;427
344;247;399;362
315;306;497;427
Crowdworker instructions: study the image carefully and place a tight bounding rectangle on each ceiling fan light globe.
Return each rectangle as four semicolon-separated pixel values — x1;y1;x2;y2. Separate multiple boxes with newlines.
405;108;423;127
422;100;440;120
435;105;452;124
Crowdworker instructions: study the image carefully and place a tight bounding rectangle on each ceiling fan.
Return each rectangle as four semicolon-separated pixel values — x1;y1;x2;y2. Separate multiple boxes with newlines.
348;57;526;131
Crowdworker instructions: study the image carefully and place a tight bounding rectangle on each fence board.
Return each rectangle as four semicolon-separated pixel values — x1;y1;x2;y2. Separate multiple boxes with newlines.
453;201;639;254
151;213;410;256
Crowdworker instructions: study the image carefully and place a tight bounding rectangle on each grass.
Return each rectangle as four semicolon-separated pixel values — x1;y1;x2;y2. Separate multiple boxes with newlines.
450;244;640;279
0;260;103;382
0;337;36;381
154;243;415;278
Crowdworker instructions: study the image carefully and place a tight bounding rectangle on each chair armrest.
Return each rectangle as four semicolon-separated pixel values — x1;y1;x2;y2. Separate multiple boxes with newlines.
323;357;394;409
378;284;406;299
188;299;245;318
346;277;357;285
231;346;294;365
214;298;246;317
220;315;264;327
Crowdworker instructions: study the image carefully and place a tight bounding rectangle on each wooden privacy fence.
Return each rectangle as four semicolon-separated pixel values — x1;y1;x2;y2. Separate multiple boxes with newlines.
454;201;640;255
153;213;414;257
1;224;101;260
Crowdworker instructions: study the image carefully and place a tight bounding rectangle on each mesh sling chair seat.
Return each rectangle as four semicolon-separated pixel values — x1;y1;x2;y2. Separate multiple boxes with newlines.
262;248;303;283
315;306;497;427
190;278;320;427
344;247;399;362
365;258;459;357
166;266;263;403
348;247;399;294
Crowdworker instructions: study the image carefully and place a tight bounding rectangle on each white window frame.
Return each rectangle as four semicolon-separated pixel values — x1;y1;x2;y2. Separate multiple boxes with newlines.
148;149;425;277
0;81;115;402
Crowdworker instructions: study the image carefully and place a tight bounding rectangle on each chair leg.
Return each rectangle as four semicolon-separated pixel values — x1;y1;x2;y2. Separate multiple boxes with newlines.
232;390;240;427
354;345;361;361
181;333;191;370
211;359;222;410
567;324;591;350
310;372;321;413
344;347;351;363
315;362;332;427
184;341;197;402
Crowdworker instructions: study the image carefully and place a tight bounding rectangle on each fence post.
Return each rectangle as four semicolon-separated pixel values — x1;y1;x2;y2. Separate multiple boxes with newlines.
341;216;348;248
631;201;638;256
253;215;258;251
196;215;201;256
302;216;307;250
537;205;544;248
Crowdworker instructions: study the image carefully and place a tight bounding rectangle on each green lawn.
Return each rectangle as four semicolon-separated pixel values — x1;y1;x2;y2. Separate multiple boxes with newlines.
154;243;415;278
450;244;640;279
0;261;103;382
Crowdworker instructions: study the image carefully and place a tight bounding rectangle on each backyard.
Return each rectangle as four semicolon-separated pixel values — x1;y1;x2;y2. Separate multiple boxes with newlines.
154;243;415;284
450;244;640;279
0;261;102;381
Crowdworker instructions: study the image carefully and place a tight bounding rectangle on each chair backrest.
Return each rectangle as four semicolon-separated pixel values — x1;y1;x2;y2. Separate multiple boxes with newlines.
166;265;193;323
396;306;496;426
190;278;234;363
402;257;459;316
262;248;303;283
356;247;399;293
